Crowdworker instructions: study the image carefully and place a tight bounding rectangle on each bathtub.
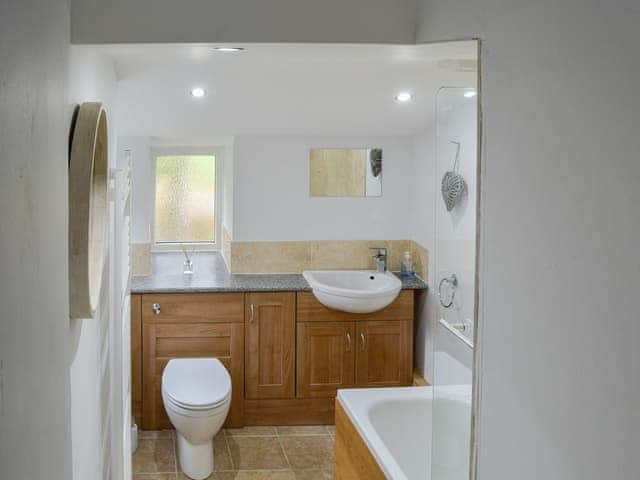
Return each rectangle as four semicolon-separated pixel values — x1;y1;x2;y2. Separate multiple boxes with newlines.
337;385;471;480
337;387;431;479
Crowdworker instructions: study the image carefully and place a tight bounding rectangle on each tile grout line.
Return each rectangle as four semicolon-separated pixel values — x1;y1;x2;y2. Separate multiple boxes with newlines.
222;429;236;471
173;431;178;480
217;468;293;472
274;428;293;471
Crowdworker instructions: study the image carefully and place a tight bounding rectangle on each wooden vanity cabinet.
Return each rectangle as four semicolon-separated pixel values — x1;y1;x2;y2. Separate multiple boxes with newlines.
132;289;416;428
296;291;414;398
245;292;295;399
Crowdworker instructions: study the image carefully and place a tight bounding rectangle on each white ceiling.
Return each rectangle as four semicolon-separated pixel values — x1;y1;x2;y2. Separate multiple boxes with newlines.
86;42;477;139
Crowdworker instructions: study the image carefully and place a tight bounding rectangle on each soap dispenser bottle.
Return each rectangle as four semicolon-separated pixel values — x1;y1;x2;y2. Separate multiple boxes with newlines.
400;251;415;278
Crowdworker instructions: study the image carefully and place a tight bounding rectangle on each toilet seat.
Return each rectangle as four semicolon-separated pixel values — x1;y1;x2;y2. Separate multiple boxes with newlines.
162;358;231;412
164;390;230;410
163;392;231;418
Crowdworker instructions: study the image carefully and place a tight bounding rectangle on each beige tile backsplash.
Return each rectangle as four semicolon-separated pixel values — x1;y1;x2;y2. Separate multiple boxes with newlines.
131;243;152;276
231;241;312;274
230;239;428;279
411;241;429;281
221;224;232;271
130;235;428;280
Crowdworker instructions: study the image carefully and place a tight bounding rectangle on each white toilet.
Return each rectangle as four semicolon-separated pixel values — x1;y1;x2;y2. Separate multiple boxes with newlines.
162;358;231;480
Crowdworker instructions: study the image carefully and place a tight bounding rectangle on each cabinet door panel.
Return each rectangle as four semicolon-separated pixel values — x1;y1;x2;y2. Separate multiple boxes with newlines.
297;322;355;398
356;321;412;387
142;322;244;430
245;292;295;399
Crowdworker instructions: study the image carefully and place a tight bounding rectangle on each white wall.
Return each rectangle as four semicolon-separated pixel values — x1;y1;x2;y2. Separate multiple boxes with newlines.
0;1;73;479
418;1;640;479
233;135;414;241
223;140;235;237
68;47;119;480
71;0;416;44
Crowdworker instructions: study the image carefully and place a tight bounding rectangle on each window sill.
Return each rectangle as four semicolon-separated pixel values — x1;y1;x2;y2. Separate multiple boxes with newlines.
151;243;219;253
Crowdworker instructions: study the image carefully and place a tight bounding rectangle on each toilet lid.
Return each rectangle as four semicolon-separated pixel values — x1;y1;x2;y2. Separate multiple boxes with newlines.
162;358;231;409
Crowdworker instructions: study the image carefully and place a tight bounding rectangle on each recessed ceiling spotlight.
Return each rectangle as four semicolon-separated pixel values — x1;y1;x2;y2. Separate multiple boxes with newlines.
464;90;477;98
212;46;245;52
190;87;206;98
395;92;413;103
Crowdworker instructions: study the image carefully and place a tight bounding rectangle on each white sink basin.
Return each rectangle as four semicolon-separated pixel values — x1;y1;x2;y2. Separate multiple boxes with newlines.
302;270;402;314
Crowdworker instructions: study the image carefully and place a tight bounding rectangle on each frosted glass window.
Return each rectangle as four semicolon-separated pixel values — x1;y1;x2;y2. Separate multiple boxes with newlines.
154;155;216;243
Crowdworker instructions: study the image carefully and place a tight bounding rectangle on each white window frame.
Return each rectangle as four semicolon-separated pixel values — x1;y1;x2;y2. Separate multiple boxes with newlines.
150;145;224;252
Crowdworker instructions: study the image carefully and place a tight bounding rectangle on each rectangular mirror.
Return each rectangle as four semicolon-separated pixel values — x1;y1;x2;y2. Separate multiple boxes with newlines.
309;148;382;197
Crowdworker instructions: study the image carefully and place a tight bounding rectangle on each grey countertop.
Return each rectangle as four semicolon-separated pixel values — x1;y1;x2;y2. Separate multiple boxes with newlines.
131;252;428;294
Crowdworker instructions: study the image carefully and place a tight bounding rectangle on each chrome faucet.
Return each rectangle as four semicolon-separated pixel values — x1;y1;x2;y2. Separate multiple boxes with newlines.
370;247;388;273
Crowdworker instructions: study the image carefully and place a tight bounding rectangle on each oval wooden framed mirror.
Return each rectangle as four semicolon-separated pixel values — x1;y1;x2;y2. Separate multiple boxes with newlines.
69;102;108;319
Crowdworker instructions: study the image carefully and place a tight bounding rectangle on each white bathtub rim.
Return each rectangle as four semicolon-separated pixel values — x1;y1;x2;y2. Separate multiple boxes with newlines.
337;386;431;480
432;383;473;405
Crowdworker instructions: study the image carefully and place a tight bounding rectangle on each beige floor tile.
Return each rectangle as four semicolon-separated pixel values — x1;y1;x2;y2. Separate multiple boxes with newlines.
177;473;237;480
133;438;176;474
276;426;329;436
134;474;177;480
232;471;297;480
226;436;289;470
139;430;175;439
225;426;278;436
292;469;333;480
177;473;297;480
214;431;235;471
279;436;334;470
324;426;335;436
175;432;233;474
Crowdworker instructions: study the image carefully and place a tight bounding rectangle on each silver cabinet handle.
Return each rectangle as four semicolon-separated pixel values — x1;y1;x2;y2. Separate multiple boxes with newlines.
249;304;254;323
346;332;351;352
360;333;366;351
151;303;161;315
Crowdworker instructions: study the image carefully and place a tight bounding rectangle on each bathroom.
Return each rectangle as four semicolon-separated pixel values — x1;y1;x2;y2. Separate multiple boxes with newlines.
68;39;479;479
3;3;639;480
